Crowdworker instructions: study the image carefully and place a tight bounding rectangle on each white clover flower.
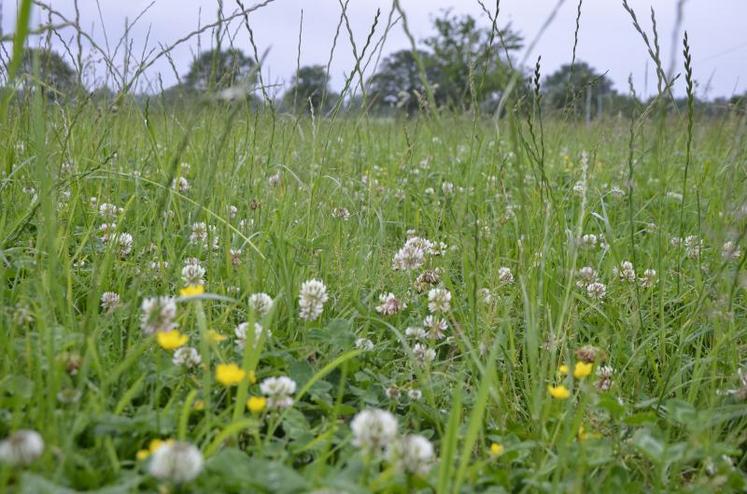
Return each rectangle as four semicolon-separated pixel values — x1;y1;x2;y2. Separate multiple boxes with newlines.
148;441;203;483
268;173;281;186
392;243;426;271
248;293;274;317
423;315;448;340
229;249;242;267
0;430;44;466
722;241;742;261
595;365;614;391
350;409;398;454
235;322;268;349
478;288;493;304
572;181;586;195
228;205;238;219
109;232;133;257
100;291;121;313
260;376;297;410
407;389;422;401
613;260;636;282
181;262;205;286
298;279;328;321
412;343;436;365
172;347;202;368
666;191;683;202
670;236;683;248
389;434;434;476
639;268;657;288
140;296;177;335
684;235;702;259
441;181;454;195
498;267;514;285
609;185;625;198
586;282;607;301
376;292;406;316
385;385;401;400
355;338;374;351
173;176;190;193
579;234;598;249
332;207;351;220
405;326;427;339
427;288;451;314
576;266;597;289
98;202;123;218
189;222;218;249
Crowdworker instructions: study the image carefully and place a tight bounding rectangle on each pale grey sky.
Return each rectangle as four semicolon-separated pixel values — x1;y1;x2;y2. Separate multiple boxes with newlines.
3;0;746;98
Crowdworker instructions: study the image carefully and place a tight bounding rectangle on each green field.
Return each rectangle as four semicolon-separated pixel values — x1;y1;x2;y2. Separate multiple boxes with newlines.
1;102;746;492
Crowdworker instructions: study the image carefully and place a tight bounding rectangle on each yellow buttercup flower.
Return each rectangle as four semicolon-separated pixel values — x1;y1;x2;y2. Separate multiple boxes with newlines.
247;370;257;384
548;385;571;400
578;425;602;441
137;438;174;460
247;396;267;414
558;364;569;376
193;399;205;411
489;442;504;457
136;449;150;461
180;285;205;297
207;329;227;343
215;363;246;386
573;361;593;379
156;330;188;350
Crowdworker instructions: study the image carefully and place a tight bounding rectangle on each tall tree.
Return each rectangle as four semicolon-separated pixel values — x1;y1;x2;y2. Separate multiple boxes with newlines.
283;65;334;114
184;48;256;92
542;61;615;118
367;50;440;114
17;48;79;98
423;11;523;109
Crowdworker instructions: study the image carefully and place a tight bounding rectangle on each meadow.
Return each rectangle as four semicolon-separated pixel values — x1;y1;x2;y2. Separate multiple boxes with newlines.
0;94;745;493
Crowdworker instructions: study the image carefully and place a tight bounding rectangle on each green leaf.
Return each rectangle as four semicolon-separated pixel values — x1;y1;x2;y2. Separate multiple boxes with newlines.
204;448;308;493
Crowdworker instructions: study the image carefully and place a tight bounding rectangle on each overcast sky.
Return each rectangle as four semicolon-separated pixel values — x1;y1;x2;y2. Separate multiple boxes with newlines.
3;0;746;99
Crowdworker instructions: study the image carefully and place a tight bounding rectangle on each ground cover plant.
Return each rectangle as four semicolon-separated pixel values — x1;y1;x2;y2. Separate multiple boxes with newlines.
1;0;746;492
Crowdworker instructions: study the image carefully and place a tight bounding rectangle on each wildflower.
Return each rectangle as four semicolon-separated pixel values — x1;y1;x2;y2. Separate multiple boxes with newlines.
412;343;436;365
98;203;123;218
207;330;227;343
427;288;451;314
613;260;636;282
573;361;593;379
385;385;401;400
148;441;203;484
586;282;606;301
489;442;504;457
423;315;448;340
0;430;44;466
181;262;205;286
268;173;281;186
609;185;625;198
110;232;133;257
376;292;406;316
478;288;493;304
575;345;604;363
298;279;328;321
579;234;598;249
350;409;398;454
215;363;246;386
415;269;441;292
595;365;614;391
179;285;205;297
260;376;297;410
407;389;422;401
548;385;571;400
558;364;569;376
172;347;202;368
441;181;454;195
228;205;238;219
235;322;268;349
246;396;267;414
576;266;597;289
173;176;190;193
572;181;586;195
248;293;274;317
100;291;121;313
684;235;702;259
389;434;434;476
639;268;657;288
405;326;426;339
392;242;426;271
157;330;189;351
332;207;351;220
140;296;177;335
355;338;374;351
722;241;742;261
498;266;514;285
230;249;242;267
189;222;218;249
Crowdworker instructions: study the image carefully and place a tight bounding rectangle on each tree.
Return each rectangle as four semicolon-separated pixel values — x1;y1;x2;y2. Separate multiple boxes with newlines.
283;65;333;114
367;50;441;114
423;11;523;109
542;61;615;119
17;48;79;99
183;48;256;92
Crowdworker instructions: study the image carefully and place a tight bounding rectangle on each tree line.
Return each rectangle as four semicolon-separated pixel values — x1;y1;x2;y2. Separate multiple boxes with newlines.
7;11;747;119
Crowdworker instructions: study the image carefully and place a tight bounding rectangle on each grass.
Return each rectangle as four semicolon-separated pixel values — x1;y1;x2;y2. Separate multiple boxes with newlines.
0;92;745;493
